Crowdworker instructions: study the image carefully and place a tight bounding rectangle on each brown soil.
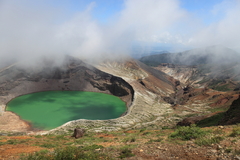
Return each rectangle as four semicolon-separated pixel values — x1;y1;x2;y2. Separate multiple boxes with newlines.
0;144;44;160
0;112;30;132
96;134;115;138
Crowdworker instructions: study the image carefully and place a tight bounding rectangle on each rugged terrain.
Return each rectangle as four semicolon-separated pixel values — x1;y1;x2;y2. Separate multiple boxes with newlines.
140;46;240;127
1;53;239;132
1;46;240;159
0;56;179;134
152;63;240;126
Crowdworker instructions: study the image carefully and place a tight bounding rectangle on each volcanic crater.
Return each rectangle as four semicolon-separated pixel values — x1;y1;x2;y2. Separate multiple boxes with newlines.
0;56;136;132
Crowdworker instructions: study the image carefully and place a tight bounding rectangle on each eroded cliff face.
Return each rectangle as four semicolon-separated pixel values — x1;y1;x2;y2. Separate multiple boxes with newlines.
155;63;240;92
154;64;200;86
154;63;240;127
0;56;134;113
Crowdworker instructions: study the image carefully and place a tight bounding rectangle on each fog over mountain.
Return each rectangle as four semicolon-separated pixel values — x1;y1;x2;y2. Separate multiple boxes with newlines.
0;0;240;68
140;45;240;66
2;2;240;152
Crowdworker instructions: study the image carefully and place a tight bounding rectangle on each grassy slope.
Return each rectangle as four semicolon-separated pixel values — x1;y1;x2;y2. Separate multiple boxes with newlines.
1;125;240;159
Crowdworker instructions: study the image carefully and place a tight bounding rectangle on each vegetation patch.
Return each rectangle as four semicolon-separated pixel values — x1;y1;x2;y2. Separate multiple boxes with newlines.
197;112;225;127
207;79;231;91
197;78;211;84
169;125;208;140
123;137;136;143
195;135;224;146
212;84;231;91
0;139;30;145
1;126;239;160
208;107;228;113
81;144;104;151
229;127;240;137
39;142;58;148
20;146;111;160
118;148;135;159
146;138;163;144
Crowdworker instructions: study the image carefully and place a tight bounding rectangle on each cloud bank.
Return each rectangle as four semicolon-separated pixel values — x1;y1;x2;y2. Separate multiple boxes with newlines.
190;0;240;51
0;0;240;67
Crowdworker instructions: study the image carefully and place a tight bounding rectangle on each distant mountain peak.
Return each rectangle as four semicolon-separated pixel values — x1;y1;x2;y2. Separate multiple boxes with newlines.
139;46;240;66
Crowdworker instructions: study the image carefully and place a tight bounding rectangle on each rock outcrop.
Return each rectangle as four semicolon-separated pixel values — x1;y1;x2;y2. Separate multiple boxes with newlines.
72;128;86;139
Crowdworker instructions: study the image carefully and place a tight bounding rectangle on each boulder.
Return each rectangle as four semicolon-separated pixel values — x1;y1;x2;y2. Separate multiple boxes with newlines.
72;128;85;139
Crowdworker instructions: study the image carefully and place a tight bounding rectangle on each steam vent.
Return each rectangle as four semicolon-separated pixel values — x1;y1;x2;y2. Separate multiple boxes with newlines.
0;56;175;134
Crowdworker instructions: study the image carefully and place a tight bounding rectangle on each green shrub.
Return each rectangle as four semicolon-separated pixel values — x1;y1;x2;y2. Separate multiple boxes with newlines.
146;138;163;144
162;126;170;129
123;137;136;143
212;128;224;135
34;135;42;138
139;128;146;132
39;142;58;148
234;149;240;155
169;125;208;140
213;84;231;91
229;127;240;137
118;148;135;159
0;139;29;145
81;144;104;151
142;132;151;135
20;150;51;160
129;137;136;142
225;148;232;153
195;135;224;146
5;139;19;145
153;138;163;142
197;112;225;127
20;146;111;160
54;135;67;141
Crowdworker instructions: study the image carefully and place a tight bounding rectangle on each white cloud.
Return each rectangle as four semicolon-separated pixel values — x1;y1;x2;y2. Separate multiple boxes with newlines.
117;0;187;42
1;0;239;68
0;0;189;66
189;0;240;51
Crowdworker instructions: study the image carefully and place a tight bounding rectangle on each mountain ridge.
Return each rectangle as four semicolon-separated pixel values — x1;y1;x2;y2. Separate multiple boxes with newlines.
139;45;240;66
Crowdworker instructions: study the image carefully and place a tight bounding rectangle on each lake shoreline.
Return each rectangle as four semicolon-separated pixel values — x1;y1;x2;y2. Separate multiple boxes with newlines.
0;111;32;132
6;91;127;130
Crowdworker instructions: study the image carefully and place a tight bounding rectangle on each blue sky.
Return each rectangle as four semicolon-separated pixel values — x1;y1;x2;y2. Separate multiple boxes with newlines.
54;0;226;24
0;0;240;62
180;0;225;24
49;0;226;24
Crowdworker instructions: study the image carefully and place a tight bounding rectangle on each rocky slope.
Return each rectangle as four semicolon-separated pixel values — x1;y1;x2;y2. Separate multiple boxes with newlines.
152;63;240;126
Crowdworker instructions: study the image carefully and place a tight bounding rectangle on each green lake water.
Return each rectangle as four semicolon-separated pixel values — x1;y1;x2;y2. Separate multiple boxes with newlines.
6;91;126;130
